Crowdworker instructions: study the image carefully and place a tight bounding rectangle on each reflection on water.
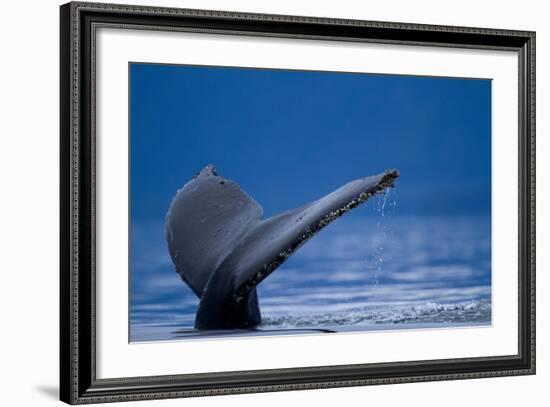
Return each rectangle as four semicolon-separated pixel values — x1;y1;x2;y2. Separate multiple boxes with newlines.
130;198;491;342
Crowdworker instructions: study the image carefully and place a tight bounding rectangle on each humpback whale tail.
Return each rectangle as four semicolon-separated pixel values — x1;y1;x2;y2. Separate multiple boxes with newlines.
166;165;399;330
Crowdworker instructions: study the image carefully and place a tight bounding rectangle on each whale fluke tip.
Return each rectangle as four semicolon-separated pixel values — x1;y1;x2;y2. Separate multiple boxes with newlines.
380;169;399;188
387;168;399;177
194;164;218;179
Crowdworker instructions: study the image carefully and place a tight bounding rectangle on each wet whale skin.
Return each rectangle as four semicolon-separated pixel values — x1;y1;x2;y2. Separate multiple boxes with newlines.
166;165;399;330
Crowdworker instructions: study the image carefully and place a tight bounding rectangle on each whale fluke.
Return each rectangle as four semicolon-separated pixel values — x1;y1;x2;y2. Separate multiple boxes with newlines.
166;165;399;330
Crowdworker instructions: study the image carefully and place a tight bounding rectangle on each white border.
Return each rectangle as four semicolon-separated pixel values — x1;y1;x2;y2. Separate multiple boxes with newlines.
96;27;518;379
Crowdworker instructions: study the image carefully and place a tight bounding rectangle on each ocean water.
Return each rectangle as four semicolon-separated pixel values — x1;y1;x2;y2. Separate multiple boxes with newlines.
130;193;491;342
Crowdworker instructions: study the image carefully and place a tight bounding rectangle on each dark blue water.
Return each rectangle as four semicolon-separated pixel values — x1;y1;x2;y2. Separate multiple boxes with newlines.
130;192;491;342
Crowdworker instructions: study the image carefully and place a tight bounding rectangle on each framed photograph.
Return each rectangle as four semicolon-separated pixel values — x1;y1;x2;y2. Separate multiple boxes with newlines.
60;1;536;404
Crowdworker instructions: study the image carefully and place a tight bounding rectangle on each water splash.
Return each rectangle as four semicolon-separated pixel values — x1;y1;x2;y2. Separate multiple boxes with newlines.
379;188;389;216
262;299;491;328
365;189;396;294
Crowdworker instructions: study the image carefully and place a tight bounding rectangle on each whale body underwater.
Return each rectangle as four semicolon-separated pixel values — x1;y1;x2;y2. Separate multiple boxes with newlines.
165;165;399;330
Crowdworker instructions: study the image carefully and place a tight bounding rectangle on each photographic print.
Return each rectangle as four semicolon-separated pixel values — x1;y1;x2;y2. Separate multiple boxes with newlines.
129;63;492;342
60;5;535;402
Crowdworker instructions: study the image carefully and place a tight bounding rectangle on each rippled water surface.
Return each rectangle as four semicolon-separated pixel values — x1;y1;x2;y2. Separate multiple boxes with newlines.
130;196;491;342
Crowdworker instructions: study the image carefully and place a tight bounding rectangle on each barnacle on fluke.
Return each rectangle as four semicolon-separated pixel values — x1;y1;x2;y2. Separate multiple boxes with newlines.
165;165;399;330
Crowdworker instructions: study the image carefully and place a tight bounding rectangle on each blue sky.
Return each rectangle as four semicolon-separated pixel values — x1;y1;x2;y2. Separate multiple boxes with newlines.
130;63;491;221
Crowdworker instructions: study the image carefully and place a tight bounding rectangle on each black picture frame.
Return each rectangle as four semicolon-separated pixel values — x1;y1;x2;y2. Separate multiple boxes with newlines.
60;1;536;404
